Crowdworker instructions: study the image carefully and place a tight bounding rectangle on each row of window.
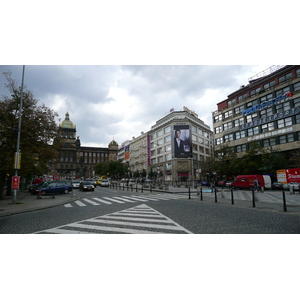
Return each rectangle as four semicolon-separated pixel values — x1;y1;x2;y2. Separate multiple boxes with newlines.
150;153;207;165
214;97;300;135
215;79;300;123
215;113;299;144
235;131;300;152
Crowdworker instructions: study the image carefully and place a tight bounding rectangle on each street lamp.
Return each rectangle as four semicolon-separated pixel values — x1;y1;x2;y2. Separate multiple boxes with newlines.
13;65;25;204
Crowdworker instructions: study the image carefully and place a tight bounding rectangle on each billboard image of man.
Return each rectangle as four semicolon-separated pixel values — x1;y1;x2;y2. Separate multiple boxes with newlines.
173;125;191;158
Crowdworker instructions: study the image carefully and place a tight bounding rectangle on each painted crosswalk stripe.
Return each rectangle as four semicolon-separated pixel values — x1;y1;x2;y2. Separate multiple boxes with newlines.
121;196;148;202
34;204;192;234
74;200;86;206
102;197;125;203
113;196;136;203
82;198;100;205
92;197;112;204
64;203;72;207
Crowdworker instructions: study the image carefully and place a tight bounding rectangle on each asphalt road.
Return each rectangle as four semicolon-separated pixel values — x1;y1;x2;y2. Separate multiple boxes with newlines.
0;187;299;234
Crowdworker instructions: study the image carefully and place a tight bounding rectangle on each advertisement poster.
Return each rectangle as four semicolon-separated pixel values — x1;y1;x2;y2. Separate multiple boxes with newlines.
173;125;192;158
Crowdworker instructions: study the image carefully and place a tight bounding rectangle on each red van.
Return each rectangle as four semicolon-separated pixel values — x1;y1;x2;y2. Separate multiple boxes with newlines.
231;175;271;190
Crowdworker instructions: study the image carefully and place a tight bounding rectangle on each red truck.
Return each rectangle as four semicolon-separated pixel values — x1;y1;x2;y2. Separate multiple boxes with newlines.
231;175;271;190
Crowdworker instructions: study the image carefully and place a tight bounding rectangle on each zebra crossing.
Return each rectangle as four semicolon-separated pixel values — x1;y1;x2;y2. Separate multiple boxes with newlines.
64;193;186;208
34;204;193;234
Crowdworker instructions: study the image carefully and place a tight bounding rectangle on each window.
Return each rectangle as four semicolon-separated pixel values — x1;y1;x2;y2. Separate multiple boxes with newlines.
261;122;274;132
296;114;300;124
263;80;275;90
157;156;164;163
215;126;222;134
164;126;171;134
277;117;292;128
214;115;222;123
250;87;261;96
238;93;248;101
157;130;163;137
234;105;244;115
224;110;233;118
157;138;163;145
151;158;156;164
151;150;156;156
228;99;236;106
192;134;197;142
165;144;171;152
192;125;197;132
279;73;292;83
236;144;247;152
224;134;233;142
247;127;259;136
215;138;223;145
165;153;172;161
223;121;233;131
236;131;245;139
157;147;163;154
293;82;300;92
246;113;258;123
294;97;300;107
234;118;244;127
164;135;171;143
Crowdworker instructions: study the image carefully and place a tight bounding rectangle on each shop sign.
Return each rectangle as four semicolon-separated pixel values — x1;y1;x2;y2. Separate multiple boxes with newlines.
240;106;300;130
241;92;293;116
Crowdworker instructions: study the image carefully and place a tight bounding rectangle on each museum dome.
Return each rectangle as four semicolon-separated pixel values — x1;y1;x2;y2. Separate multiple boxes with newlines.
60;112;76;129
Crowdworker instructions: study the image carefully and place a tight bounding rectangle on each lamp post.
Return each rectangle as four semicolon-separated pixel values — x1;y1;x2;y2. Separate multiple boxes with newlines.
13;65;25;204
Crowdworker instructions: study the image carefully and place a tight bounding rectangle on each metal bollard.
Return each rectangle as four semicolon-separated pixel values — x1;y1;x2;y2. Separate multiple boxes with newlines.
252;190;256;207
215;189;217;202
231;189;234;205
282;190;287;212
200;188;203;201
189;187;191;199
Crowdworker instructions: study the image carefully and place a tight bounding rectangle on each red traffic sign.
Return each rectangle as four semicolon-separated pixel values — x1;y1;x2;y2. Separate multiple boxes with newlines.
12;176;20;190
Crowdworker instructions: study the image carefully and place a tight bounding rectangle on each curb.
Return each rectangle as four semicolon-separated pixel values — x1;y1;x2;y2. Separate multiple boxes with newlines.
0;197;79;217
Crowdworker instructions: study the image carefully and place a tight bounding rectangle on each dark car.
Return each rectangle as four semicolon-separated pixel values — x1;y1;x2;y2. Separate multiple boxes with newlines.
85;179;97;188
79;181;95;191
271;182;284;190
39;182;72;195
201;180;210;186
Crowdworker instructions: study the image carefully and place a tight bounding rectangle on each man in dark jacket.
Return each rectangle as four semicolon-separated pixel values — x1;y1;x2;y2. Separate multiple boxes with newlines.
174;129;185;157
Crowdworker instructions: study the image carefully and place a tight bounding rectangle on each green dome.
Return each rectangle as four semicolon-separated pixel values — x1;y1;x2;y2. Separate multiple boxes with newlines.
60;112;75;129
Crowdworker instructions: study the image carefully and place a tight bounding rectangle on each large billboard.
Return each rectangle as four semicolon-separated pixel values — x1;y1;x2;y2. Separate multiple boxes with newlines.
172;125;192;158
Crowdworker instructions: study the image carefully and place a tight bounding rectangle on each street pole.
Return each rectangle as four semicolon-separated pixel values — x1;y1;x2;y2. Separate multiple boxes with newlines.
13;65;25;204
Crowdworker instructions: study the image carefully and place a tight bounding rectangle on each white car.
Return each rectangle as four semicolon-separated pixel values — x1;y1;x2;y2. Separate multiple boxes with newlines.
287;182;300;190
72;180;81;189
101;180;110;187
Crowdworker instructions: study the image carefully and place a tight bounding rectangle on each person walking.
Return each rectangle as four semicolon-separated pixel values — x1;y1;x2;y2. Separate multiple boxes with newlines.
253;178;260;192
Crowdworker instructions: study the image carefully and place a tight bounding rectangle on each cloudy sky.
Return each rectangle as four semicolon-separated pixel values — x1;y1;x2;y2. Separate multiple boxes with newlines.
0;65;271;148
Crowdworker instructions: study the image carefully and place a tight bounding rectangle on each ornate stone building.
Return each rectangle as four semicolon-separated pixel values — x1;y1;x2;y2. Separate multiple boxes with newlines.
48;112;118;178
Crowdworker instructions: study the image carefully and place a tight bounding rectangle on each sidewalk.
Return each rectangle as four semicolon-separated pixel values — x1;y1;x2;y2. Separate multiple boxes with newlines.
0;191;78;217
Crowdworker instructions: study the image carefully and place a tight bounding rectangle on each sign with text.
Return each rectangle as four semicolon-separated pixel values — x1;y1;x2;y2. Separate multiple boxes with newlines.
12;176;20;190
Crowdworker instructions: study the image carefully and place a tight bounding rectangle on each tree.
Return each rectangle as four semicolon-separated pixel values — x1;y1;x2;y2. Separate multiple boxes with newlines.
0;71;61;198
94;159;128;179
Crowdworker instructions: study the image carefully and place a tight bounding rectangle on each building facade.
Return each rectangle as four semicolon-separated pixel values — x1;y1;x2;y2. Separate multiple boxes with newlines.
48;112;118;178
120;109;213;183
213;65;300;166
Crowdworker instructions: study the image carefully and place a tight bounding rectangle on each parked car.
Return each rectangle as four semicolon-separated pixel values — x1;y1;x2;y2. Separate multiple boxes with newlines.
39;182;72;195
30;180;67;194
225;181;233;187
100;179;110;187
271;182;284;190
287;182;300;190
201;180;210;186
79;181;95;191
217;180;226;187
72;180;81;189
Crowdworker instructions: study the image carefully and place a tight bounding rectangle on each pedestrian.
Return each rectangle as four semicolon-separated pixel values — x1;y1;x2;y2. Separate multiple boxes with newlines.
253;178;259;192
211;179;218;192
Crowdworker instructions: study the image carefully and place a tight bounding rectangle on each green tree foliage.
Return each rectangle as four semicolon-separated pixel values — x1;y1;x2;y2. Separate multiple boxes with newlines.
94;160;128;178
0;71;61;198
